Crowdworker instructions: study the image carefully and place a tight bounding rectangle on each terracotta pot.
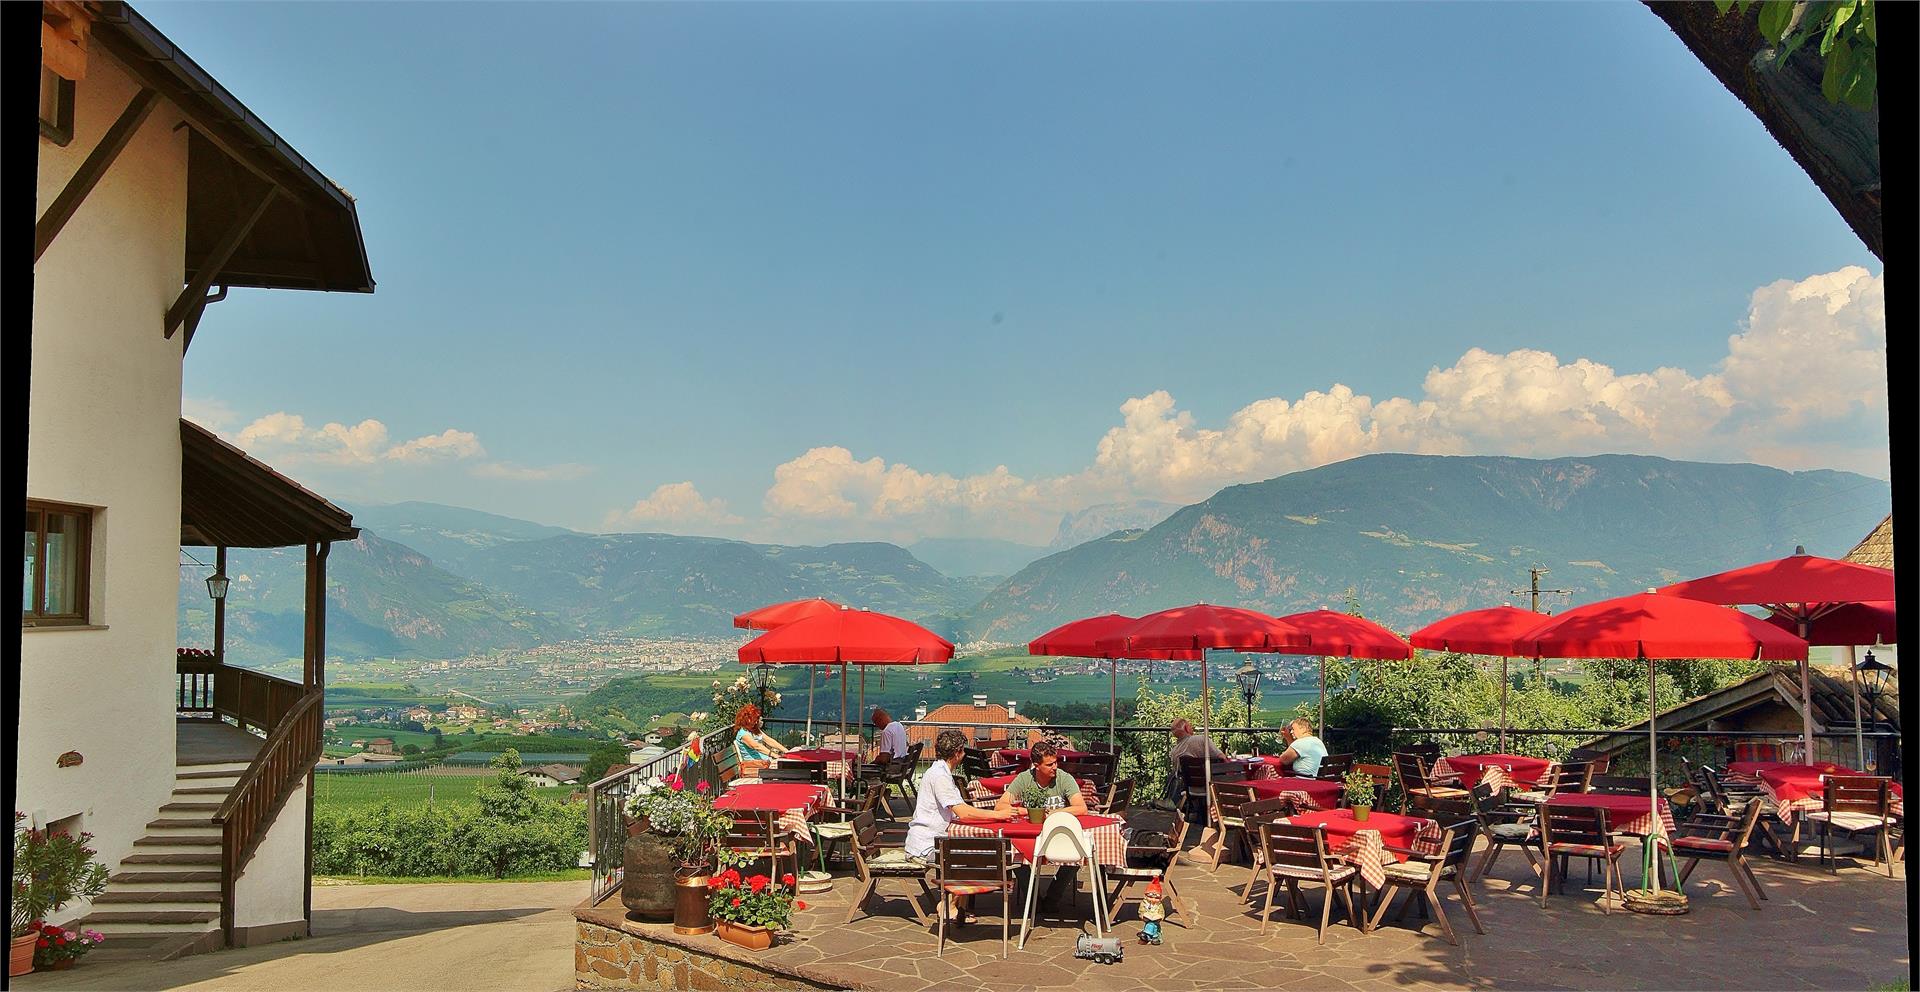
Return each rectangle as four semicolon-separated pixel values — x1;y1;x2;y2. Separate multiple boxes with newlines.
49;958;74;971
1027;809;1047;825
672;874;713;935
1352;805;1372;822
714;919;773;951
620;831;677;922
10;933;35;977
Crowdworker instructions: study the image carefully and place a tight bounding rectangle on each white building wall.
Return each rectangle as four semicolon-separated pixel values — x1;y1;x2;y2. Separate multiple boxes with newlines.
22;48;190;906
232;779;309;931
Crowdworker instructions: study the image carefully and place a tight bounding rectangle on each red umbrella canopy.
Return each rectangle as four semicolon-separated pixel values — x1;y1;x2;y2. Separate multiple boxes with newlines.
1764;601;1896;646
1515;593;1807;661
1276;610;1411;660
732;597;843;631
1409;606;1553;657
737;608;954;665
1028;614;1203;661
1658;553;1894;621
1093;604;1310;657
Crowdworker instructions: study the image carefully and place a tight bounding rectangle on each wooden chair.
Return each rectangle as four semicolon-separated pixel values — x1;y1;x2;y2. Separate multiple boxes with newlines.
1806;776;1898;876
1353;762;1393;807
1313;752;1356;782
1394;752;1467;814
1097;776;1135;816
844;811;936;924
722;812;795;890
935;836;1015;958
1063;759;1111;795
1466;782;1541;885
1409;788;1474;823
1207;781;1259;869
976;737;1011;751
1588;775;1651;796
873;755;916;817
1085;741;1119;755
1537;805;1624;914
1368;819;1486;945
1401;741;1441;766
811;781;884;870
1567;747;1612;775
1673;800;1767;908
760;764;827;784
960;748;996;781
1108;814;1191;927
1253;822;1364;944
1236;796;1298;906
1512;760;1593;803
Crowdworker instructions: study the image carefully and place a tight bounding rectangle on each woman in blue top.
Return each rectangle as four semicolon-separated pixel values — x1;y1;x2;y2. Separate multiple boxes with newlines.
733;703;787;777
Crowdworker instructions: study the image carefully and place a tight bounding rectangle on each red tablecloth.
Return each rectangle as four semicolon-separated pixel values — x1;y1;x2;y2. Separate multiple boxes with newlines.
1281;810;1444;889
1754;766;1903;825
1544;793;1675;837
1246;776;1344;811
779;749;860;780
949;813;1125;866
1433;753;1553;789
994;747;1091;769
715;782;829;837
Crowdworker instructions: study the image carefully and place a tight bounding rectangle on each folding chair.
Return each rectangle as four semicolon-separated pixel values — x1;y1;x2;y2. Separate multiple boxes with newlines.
722;812;795;890
1107;811;1192;926
1466;781;1541;886
1207;781;1259;869
1314;753;1356;782
1395;752;1467;814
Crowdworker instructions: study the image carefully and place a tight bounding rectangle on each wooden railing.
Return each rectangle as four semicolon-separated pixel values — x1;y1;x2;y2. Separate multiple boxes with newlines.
177;657;305;736
212;689;323;946
586;726;735;904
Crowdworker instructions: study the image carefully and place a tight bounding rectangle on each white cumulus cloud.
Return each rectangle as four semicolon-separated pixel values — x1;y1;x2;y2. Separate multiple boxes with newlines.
230;413;486;468
608;482;744;531
471;461;594;482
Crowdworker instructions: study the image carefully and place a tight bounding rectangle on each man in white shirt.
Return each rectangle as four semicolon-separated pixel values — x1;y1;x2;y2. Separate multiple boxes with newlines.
905;729;1011;924
867;708;909;764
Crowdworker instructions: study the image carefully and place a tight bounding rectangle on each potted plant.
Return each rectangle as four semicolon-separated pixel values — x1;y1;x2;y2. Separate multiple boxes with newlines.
705;857;804;951
1018;783;1049;825
12;813;109;977
620;773;729;926
29;922;104;971
1343;770;1377;821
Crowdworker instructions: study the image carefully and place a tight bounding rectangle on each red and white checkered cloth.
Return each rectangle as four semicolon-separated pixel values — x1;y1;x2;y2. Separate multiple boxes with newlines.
1754;770;1905;827
1544;794;1677;838
714;782;829;838
948;815;1127;868
1276;812;1445;890
1430;757;1551;795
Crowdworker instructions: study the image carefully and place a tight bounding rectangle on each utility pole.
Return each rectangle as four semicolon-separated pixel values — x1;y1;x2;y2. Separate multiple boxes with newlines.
1510;567;1571;684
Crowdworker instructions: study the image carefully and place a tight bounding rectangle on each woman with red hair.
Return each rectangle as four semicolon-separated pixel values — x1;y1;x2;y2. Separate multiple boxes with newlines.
733;703;787;778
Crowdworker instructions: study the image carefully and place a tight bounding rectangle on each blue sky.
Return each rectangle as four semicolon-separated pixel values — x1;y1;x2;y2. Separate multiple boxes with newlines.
155;2;1886;545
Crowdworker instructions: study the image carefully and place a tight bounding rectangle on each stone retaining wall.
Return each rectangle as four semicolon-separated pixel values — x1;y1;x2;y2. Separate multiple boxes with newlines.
575;903;850;991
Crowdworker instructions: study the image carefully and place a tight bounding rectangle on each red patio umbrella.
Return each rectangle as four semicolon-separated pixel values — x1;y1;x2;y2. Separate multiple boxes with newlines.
1762;600;1897;766
1514;591;1807;897
1409;606;1556;751
1275;610;1410;745
1095;605;1310;862
739;609;953;798
734;598;846;737
1658;551;1894;760
1028;614;1201;748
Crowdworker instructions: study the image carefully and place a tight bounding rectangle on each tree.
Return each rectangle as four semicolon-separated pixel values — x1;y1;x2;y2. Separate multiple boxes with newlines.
401;743;420;756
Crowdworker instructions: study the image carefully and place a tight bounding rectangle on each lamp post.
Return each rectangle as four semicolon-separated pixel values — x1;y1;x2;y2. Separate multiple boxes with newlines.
1234;659;1260;755
1855;650;1895;772
206;547;228;664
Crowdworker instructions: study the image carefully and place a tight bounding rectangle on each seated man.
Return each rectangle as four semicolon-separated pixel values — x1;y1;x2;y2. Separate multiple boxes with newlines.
993;740;1088;907
906;729;1013;925
1167;718;1227;805
1273;717;1328;778
865;707;909;766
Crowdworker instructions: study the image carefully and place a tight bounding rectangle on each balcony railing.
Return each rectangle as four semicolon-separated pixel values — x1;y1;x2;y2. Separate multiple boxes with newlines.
584;725;736;905
176;655;306;736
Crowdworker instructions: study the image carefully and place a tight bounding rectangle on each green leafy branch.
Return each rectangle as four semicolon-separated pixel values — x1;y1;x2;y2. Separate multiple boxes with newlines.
1714;0;1878;109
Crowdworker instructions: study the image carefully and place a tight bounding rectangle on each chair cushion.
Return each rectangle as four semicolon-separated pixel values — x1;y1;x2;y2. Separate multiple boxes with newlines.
1269;862;1358;883
1381;860;1434;883
812;823;854;838
1488;823;1535;842
1414;787;1469;799
1804;811;1894;832
1220;817;1245;829
867;849;931;873
1672;836;1735;854
1548;842;1623;858
943;882;1006;896
1511;790;1548;804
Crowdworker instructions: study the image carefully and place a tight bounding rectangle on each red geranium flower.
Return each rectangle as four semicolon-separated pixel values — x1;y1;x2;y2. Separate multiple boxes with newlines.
781;873;795;887
36;938;49;948
748;875;768;894
730;897;742;908
695;780;710;794
795;900;808;911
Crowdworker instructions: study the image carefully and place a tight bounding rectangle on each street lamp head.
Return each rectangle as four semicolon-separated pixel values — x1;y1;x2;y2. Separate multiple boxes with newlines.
1855;650;1894;701
205;571;230;602
1234;659;1260;697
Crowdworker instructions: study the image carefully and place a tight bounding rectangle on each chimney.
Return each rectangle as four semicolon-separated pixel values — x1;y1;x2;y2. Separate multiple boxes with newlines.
972;694;987;709
1006;700;1018;719
914;703;927;721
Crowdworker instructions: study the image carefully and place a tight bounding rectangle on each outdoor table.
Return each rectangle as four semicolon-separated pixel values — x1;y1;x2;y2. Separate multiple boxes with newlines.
1231;756;1280;780
714;782;830;837
948;812;1127;867
1432;753;1553;791
1246;776;1344;811
1726;759;1845;781
779;748;861;780
1543;792;1676;838
967;772;1102;805
1754;765;1903;827
993;746;1091;770
1280;809;1444;890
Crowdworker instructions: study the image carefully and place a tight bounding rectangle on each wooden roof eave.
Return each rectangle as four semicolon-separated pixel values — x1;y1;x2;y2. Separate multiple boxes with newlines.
181;419;358;549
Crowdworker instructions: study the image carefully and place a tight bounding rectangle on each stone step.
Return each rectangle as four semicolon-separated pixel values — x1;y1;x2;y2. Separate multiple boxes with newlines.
121;851;221;866
147;818;219;830
173;787;235;797
92;892;221;913
159;802;225;814
129;838;221;856
107;870;222;888
72;931;220;964
176;766;248;780
77;910;219;927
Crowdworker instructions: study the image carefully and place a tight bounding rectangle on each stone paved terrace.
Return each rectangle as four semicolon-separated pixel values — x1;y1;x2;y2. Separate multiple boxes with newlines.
578;848;1910;991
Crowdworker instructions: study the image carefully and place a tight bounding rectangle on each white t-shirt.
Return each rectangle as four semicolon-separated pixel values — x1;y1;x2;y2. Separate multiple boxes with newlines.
1289;735;1329;777
877;720;909;759
904;758;967;860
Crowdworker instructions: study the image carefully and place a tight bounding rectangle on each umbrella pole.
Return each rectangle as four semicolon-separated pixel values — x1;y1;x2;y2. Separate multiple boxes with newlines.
859;667;867;749
1197;650;1218;864
1109;659;1117;750
1647;655;1661;894
839;661;849;803
1846;646;1865;767
806;665;816;742
1499;657;1509;753
1796;619;1816;763
1317;657;1326;745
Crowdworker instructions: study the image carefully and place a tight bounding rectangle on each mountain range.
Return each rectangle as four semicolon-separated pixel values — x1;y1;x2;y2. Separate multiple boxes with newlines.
184;454;1890;665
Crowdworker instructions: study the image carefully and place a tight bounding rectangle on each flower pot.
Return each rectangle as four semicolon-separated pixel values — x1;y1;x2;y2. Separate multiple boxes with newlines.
48;958;74;971
11;934;35;977
672;874;713;935
1352;804;1371;822
1027;809;1047;825
620;831;678;922
714;920;774;951
625;816;647;839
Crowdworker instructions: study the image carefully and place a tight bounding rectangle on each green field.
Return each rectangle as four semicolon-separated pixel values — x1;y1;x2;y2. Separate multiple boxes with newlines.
327;726;441;749
314;770;573;809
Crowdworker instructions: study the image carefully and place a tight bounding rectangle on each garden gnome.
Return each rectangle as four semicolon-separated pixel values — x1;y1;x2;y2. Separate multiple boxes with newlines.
1138;878;1165;944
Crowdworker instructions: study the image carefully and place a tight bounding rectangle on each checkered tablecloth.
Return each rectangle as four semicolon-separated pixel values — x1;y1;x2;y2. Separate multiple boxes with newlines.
1279;810;1445;890
1543;794;1676;838
1432;755;1553;793
1753;767;1904;827
779;749;861;781
948;814;1127;868
1246;776;1343;811
715;782;829;837
967;773;1102;806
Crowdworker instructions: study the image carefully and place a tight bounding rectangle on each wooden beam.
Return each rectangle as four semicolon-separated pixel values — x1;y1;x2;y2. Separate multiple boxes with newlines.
303;542;329;690
180;285;226;355
166;184;275;338
34;87;158;262
213;546;227;665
